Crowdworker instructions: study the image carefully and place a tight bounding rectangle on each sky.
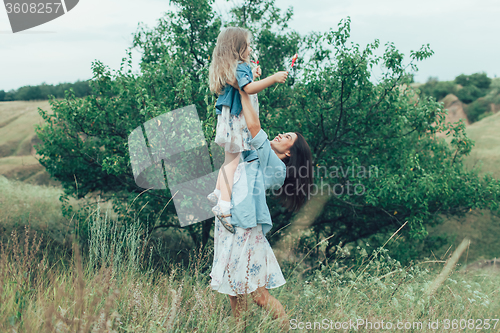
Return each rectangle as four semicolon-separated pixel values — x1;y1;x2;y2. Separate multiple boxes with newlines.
1;0;499;92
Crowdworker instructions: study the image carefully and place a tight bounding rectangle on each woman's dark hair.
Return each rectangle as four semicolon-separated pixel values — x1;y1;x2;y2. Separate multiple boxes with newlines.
277;132;313;212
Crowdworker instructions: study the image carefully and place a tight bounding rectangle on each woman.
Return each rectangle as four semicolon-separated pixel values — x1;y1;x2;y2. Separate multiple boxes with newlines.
210;87;313;330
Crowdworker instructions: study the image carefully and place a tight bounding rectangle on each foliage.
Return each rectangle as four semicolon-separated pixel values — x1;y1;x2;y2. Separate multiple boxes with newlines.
418;77;457;101
456;84;484;104
465;98;491;123
455;72;491;104
34;0;500;263
455;72;492;90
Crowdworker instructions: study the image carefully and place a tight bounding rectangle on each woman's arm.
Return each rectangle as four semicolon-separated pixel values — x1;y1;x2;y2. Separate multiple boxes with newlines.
238;88;260;138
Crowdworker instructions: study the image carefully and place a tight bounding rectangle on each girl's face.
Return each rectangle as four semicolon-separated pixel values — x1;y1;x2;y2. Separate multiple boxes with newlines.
243;37;252;60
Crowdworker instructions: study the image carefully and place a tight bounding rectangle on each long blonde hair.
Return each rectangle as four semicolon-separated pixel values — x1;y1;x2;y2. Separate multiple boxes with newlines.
209;27;251;95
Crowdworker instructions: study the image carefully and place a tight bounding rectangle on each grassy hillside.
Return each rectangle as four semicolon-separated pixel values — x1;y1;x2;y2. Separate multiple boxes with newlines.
426;110;500;263
461;111;500;179
0;100;59;186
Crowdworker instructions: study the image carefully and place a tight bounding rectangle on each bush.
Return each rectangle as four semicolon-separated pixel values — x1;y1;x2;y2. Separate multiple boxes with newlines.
455;72;491;90
418;77;457;101
455;72;491;104
464;98;490;122
456;84;484;104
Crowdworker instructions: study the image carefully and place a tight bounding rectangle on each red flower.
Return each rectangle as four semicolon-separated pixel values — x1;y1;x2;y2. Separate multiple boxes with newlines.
291;53;298;68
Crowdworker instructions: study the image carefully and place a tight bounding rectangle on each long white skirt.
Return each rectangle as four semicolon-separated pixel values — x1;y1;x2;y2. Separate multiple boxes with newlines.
210;217;286;296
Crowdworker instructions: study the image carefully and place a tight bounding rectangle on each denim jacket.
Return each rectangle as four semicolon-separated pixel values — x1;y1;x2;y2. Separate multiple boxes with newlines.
230;129;286;235
215;63;253;116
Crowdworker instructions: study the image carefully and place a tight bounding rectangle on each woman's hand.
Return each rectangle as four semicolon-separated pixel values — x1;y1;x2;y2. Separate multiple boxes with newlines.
273;71;288;84
238;87;261;138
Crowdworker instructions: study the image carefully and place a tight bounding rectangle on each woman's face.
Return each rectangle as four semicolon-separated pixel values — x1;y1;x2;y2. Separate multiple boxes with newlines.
270;132;297;159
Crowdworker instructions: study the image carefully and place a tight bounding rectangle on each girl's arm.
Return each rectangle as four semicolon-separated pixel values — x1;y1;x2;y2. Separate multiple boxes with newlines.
238;88;260;138
242;71;288;95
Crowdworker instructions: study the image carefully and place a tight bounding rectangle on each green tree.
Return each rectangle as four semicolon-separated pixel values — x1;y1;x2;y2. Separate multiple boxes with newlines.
35;0;298;250
263;19;499;263
465;98;490;123
455;72;491;104
455;72;491;90
418;77;457;101
456;84;483;104
15;85;44;100
34;0;500;264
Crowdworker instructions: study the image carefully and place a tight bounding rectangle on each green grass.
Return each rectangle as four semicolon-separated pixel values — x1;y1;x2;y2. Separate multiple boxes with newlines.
428;111;500;263
0;175;118;258
0;175;76;254
461;111;500;179
0;209;498;332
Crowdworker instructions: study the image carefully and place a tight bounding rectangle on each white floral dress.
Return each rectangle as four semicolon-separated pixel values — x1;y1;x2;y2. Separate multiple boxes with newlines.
214;94;259;153
210;216;286;296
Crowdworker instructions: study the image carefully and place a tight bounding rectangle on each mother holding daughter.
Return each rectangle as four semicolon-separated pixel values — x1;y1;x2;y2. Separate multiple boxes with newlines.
208;27;314;331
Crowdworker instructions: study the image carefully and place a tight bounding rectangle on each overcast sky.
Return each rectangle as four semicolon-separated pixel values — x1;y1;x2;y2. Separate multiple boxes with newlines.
1;0;499;92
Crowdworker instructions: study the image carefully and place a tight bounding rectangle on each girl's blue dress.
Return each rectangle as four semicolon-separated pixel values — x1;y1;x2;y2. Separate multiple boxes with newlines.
214;62;259;153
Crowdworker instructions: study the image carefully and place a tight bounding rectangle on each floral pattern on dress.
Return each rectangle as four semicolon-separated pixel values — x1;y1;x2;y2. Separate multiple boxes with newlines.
214;94;259;153
210;215;286;296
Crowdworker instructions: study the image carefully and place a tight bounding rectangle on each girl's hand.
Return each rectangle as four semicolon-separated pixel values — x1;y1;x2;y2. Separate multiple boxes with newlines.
273;71;288;84
252;66;262;79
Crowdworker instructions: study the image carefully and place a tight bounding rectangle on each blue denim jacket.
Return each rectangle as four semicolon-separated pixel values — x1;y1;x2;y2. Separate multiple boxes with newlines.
215;63;253;116
230;129;286;235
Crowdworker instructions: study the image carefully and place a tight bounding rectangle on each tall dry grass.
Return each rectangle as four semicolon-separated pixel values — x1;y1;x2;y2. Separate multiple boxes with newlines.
0;206;499;332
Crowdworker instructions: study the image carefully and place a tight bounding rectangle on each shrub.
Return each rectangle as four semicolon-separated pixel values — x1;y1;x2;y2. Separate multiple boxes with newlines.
465;98;490;123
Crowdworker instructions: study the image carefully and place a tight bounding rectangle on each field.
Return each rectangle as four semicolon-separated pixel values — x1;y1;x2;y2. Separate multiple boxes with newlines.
0;101;59;186
0;205;498;332
0;100;499;331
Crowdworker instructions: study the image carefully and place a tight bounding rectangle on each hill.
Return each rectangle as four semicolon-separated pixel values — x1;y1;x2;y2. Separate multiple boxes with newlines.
0;100;59;186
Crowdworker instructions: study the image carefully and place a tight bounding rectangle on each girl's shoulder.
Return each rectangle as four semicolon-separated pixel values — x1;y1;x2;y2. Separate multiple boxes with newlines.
237;61;251;69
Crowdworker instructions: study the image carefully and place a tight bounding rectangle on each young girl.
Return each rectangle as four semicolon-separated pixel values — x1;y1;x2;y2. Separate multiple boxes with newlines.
208;27;288;233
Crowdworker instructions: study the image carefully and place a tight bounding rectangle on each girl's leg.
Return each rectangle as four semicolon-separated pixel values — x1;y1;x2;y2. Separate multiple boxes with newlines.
251;287;289;330
219;151;241;203
210;151;239;205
